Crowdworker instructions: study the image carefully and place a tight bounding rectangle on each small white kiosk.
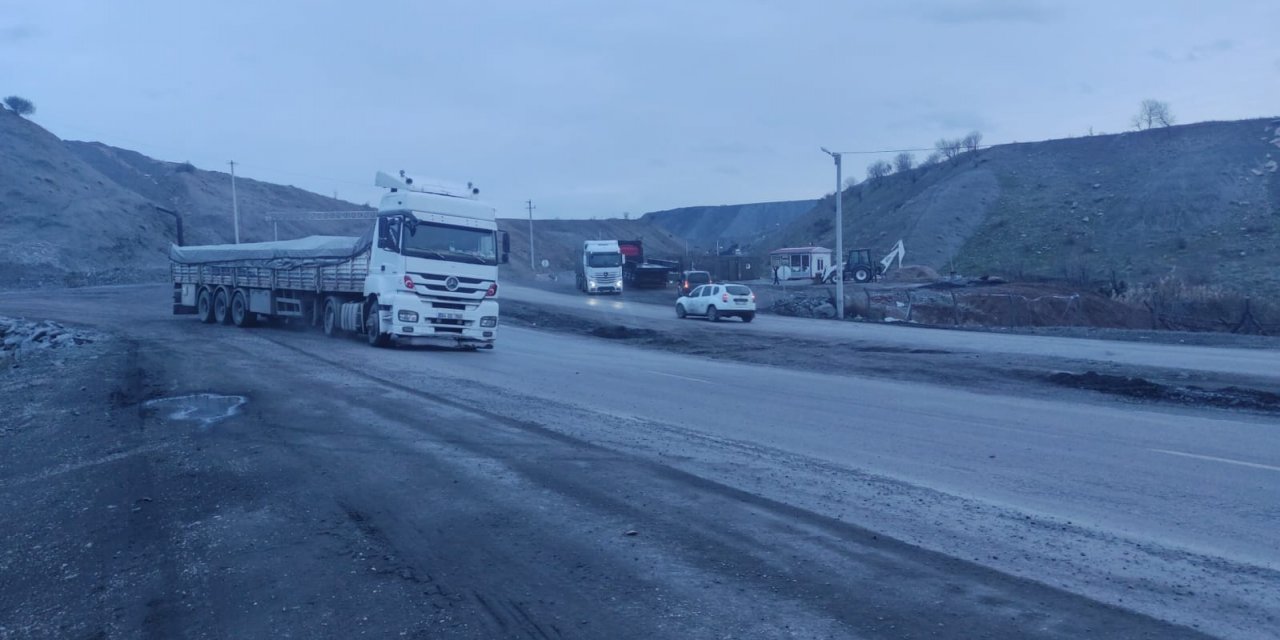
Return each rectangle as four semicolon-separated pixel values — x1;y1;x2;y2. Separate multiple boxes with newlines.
768;246;832;280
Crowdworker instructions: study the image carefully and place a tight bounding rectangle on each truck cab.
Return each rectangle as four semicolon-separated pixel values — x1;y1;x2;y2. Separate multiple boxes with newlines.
365;172;507;347
577;240;623;294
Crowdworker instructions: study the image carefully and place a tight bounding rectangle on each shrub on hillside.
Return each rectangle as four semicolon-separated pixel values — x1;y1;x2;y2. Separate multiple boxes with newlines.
866;160;892;181
3;95;35;116
174;161;196;173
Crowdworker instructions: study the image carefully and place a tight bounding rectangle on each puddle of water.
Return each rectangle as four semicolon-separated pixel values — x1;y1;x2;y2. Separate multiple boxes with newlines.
143;393;246;429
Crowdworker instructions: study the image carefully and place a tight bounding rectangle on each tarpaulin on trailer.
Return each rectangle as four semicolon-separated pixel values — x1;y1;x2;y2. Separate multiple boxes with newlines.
168;233;372;268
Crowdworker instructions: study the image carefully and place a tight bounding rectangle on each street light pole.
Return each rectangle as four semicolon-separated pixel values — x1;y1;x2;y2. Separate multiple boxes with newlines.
526;199;536;271
228;160;240;244
821;147;844;319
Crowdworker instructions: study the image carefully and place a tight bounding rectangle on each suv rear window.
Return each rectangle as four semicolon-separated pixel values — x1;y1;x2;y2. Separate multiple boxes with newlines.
686;272;710;284
725;285;751;295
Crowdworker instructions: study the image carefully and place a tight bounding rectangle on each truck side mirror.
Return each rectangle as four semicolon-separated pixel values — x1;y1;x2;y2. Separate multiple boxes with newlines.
500;231;510;264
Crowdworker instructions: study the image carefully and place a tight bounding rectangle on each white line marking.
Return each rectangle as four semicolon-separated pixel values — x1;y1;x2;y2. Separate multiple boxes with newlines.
1150;449;1280;473
646;370;714;385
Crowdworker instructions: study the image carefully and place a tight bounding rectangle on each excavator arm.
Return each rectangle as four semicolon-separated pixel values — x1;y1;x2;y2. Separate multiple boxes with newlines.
880;240;905;274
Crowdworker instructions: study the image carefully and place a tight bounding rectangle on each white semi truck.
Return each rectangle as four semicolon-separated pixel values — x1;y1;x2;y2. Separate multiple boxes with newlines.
575;240;624;294
170;171;509;349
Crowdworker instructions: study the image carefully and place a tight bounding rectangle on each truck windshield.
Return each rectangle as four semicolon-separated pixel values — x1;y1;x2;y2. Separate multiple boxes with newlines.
588;253;623;268
401;220;497;265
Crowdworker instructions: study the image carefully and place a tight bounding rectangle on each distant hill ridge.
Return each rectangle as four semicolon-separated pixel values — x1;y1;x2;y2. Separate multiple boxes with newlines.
3;109;1277;295
640;200;817;254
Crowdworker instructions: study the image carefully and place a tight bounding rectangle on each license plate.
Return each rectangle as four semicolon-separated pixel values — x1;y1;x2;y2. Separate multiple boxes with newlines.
734;298;748;303
437;312;463;320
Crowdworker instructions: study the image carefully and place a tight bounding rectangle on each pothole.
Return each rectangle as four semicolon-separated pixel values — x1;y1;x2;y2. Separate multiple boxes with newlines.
143;393;247;428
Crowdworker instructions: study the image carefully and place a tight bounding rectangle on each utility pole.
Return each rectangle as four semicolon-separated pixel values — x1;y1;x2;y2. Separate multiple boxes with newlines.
821;148;844;319
526;199;536;271
228;160;241;244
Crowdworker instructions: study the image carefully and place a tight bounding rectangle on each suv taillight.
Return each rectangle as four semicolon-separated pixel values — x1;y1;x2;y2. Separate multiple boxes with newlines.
721;292;729;303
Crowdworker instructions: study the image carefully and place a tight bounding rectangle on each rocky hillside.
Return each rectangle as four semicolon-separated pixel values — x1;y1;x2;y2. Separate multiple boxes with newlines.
0;109;177;287
0;111;365;288
772;118;1280;295
65;141;367;247
640;199;816;255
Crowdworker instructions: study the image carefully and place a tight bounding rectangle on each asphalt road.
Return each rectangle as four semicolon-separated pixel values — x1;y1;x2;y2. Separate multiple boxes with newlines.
2;284;1276;639
503;283;1280;380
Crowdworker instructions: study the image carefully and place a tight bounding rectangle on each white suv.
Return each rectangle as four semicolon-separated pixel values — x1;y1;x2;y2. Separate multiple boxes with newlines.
676;284;756;322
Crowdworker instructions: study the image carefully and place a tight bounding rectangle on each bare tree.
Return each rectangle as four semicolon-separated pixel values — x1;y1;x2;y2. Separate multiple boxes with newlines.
866;160;892;181
936;138;963;162
962;131;983;154
3;95;35;117
893;152;915;173
1132;99;1174;130
921;151;943;167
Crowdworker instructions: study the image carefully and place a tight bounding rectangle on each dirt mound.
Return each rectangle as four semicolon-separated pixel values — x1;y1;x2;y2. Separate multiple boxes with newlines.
1047;370;1280;412
883;265;940;283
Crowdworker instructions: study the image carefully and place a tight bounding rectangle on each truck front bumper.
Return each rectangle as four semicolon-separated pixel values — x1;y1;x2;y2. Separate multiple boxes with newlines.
382;293;498;347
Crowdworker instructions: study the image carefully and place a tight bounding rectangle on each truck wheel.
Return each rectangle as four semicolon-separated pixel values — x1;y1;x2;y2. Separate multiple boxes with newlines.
742;312;754;323
366;305;390;348
853;267;872;283
213;288;232;325
196;287;215;324
676;303;687;319
231;290;256;327
707;306;720;322
322;297;341;337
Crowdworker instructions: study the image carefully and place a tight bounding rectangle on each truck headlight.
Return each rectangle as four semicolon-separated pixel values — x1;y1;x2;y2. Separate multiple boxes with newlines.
480;316;497;328
588;281;597;289
397;310;419;323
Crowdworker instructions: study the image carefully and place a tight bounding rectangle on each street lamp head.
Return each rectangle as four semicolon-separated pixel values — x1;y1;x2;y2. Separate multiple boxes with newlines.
820;146;832;155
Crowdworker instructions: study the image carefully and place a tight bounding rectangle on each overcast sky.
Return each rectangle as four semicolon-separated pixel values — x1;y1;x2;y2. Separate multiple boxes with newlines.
3;0;1277;219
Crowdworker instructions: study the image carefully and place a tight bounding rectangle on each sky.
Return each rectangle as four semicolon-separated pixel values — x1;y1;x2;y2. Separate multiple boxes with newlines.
2;0;1277;219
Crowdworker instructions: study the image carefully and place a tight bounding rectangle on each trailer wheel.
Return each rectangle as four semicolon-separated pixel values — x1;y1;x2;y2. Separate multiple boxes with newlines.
213;288;232;325
707;306;720;322
322;297;341;337
366;304;390;348
196;287;215;323
231;289;256;327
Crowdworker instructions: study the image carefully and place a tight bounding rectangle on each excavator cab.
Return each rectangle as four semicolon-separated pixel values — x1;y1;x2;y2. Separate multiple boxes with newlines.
844;249;876;283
